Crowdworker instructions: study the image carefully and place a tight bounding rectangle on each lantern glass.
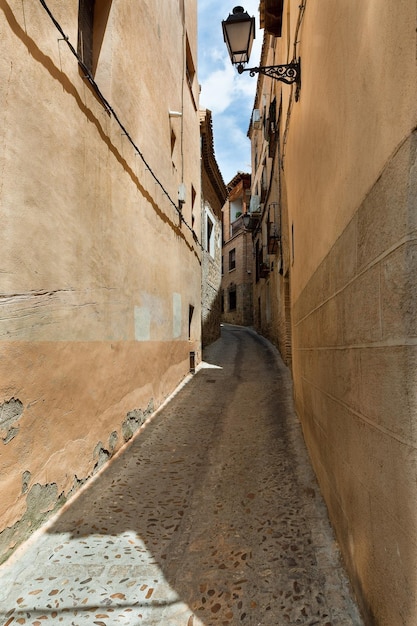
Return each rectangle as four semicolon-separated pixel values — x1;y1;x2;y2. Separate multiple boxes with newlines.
222;6;255;66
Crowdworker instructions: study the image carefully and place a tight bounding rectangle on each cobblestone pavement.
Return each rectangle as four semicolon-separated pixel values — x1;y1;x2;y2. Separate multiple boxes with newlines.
0;325;363;625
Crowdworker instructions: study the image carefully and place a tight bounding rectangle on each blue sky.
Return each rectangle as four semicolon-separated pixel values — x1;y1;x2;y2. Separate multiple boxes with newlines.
198;1;262;185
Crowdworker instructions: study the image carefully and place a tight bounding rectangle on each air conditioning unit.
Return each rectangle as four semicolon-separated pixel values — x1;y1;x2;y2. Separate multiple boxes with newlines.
252;109;261;129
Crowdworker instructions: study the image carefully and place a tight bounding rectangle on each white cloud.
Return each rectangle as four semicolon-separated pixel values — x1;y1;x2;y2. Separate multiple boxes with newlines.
198;1;263;183
210;114;253;184
200;63;236;114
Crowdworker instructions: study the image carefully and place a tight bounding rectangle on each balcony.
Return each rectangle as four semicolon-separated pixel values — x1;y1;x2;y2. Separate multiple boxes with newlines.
259;0;284;37
231;214;245;237
259;262;270;278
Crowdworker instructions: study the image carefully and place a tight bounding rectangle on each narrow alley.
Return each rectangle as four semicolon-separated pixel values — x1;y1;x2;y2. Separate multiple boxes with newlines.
0;325;363;626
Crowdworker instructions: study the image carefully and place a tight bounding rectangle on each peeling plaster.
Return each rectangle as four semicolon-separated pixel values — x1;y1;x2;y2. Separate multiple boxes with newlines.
0;482;64;565
122;400;154;442
0;474;94;563
93;442;111;474
0;400;156;562
21;471;31;495
108;431;118;454
66;474;88;500
0;398;23;444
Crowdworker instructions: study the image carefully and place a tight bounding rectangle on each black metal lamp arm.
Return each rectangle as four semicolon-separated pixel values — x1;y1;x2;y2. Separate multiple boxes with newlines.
237;60;300;85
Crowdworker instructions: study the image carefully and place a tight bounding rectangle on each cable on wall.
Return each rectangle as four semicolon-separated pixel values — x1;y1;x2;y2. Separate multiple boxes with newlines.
38;0;201;247
281;0;307;168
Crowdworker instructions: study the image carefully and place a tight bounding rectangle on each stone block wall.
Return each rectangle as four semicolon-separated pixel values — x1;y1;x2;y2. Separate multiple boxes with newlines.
222;282;253;327
292;131;417;624
221;229;253;326
253;269;292;366
0;0;201;563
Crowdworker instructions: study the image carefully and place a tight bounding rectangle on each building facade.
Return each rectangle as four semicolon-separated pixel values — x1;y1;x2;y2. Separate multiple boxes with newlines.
247;0;417;623
0;1;201;562
248;59;292;365
221;173;253;327
200;110;227;348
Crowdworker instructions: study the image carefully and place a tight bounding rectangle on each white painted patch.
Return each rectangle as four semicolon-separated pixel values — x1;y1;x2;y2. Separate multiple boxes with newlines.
173;293;182;338
134;306;151;341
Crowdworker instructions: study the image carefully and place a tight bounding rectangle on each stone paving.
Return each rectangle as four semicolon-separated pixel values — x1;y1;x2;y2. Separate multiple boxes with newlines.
0;325;364;625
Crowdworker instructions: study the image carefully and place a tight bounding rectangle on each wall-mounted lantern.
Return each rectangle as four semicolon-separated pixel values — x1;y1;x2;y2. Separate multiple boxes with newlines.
242;212;252;229
222;6;301;100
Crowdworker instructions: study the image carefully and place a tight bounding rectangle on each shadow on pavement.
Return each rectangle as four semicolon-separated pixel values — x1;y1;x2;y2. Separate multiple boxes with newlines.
1;326;363;625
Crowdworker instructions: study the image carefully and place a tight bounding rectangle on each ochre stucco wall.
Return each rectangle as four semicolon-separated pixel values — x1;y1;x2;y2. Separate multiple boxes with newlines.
292;133;417;624
0;0;201;561
286;0;417;300
280;0;417;623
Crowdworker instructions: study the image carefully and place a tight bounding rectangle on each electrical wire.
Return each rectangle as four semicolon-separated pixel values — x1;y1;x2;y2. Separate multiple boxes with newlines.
282;0;307;168
293;0;307;61
38;0;201;246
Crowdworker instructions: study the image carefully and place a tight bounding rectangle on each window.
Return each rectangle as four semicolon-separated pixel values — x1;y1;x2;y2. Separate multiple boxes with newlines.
206;215;214;257
268;98;278;157
255;240;260;283
230;199;243;223
186;35;196;92
191;184;196;228
171;128;176;156
229;286;237;311
261;161;268;202
291;223;295;264
188;304;194;340
78;0;112;76
78;0;94;71
229;248;236;271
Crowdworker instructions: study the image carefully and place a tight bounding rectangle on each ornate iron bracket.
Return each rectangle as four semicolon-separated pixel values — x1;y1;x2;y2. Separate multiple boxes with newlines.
237;59;301;101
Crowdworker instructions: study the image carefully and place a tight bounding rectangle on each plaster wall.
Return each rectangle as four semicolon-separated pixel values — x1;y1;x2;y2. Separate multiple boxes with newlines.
221;229;253;327
201;199;222;347
285;0;417;300
250;112;292;364
221;176;253;326
280;0;417;622
200;110;226;348
0;0;201;561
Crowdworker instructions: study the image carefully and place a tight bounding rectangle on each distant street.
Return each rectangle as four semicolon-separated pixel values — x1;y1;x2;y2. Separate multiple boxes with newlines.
0;325;363;625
